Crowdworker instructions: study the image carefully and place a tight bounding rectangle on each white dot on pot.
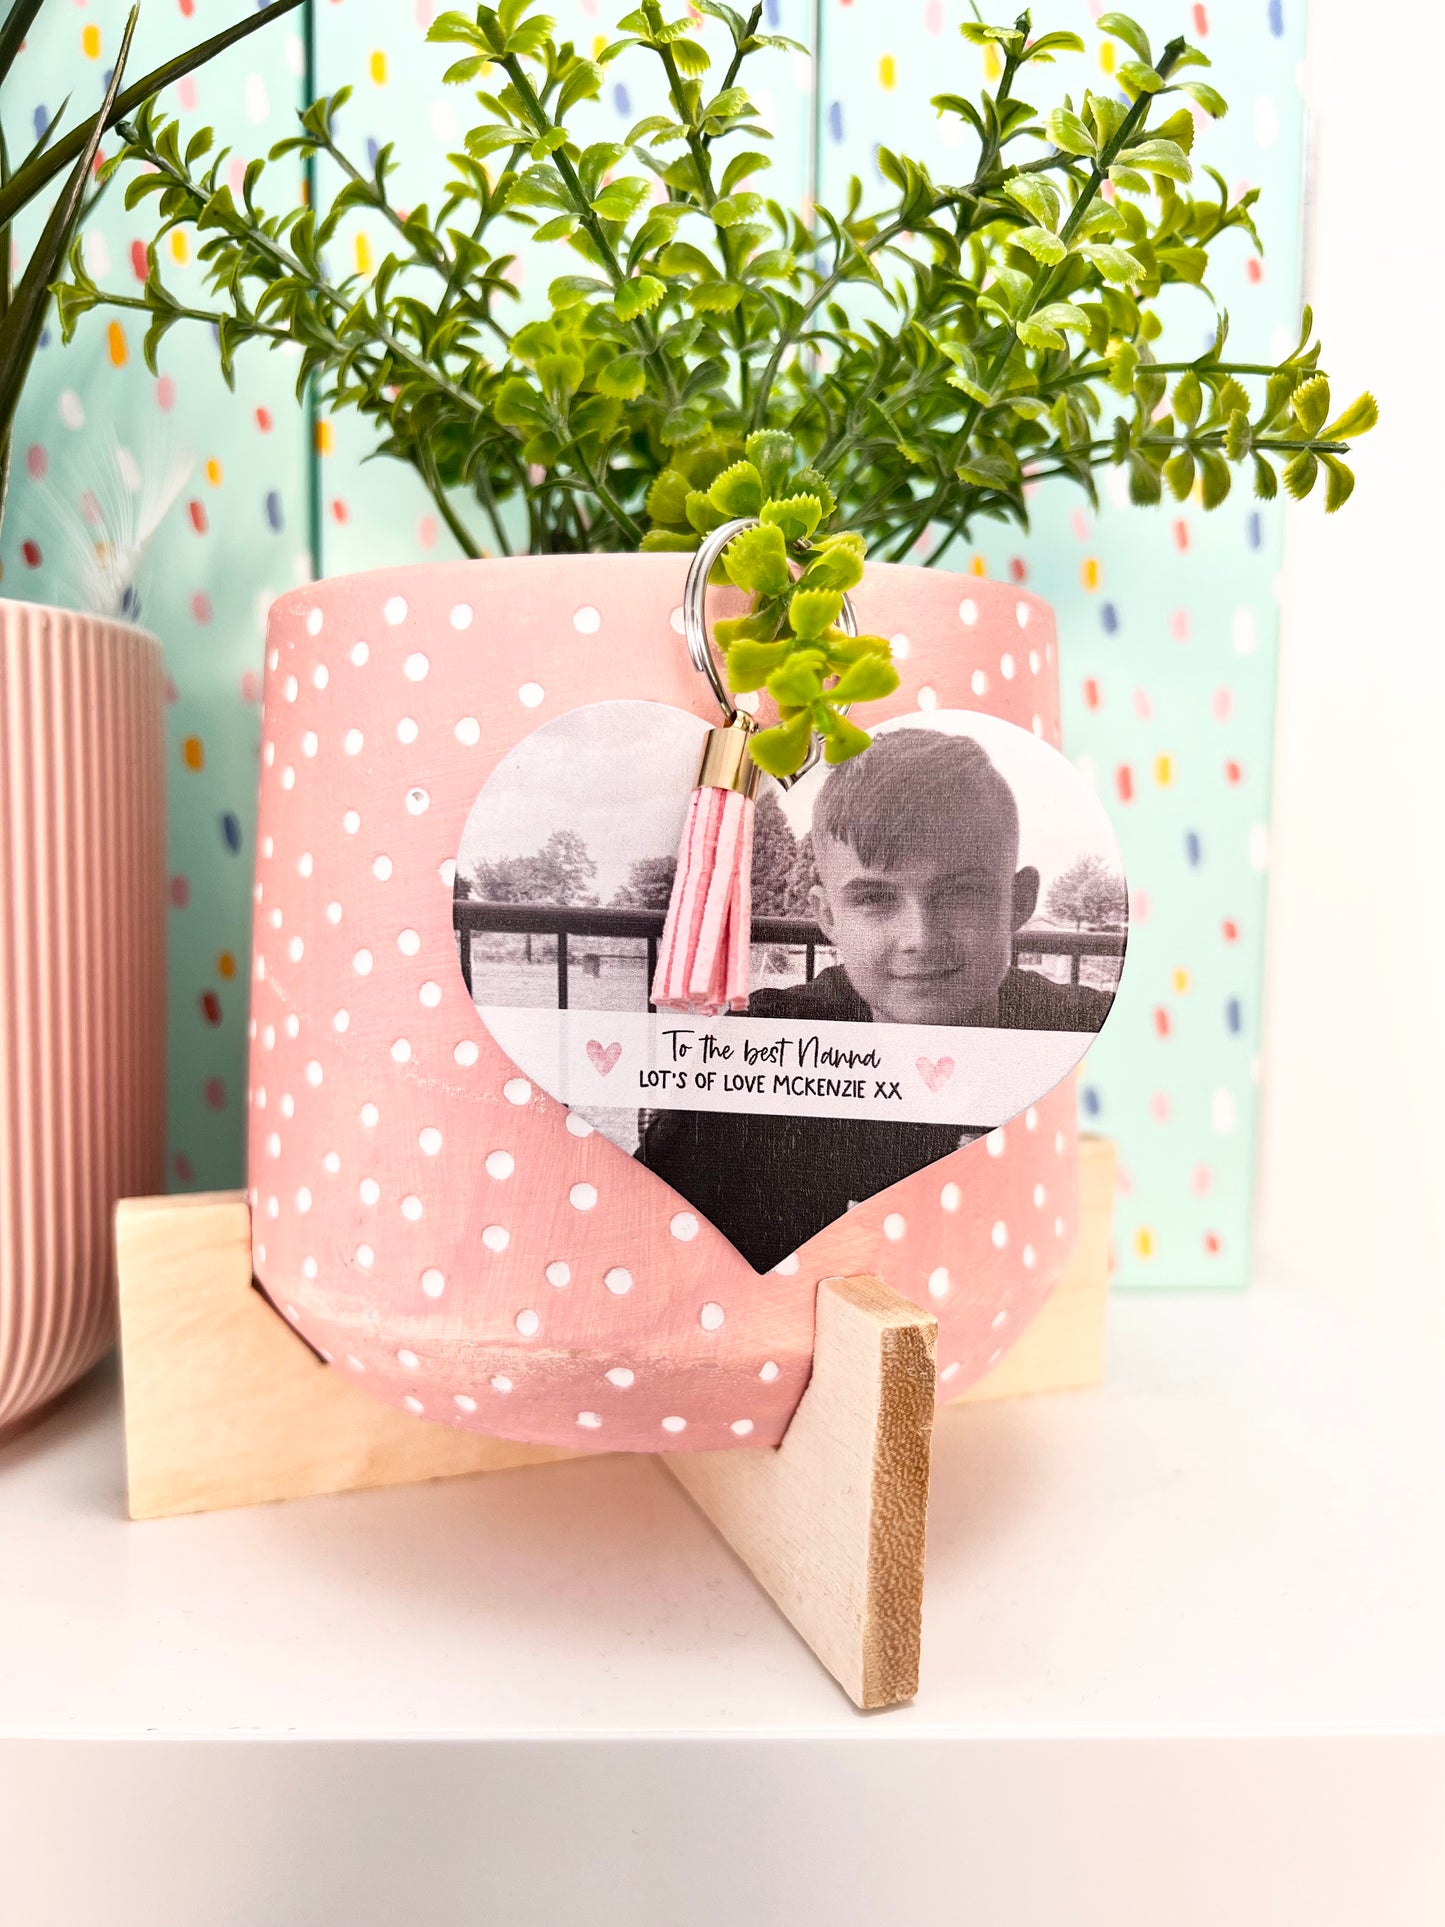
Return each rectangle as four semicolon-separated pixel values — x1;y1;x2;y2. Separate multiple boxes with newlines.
312;663;328;690
565;1112;593;1138
1023;1243;1037;1268
350;640;369;667
355;1244;374;1268
455;716;480;746
1028;649;1040;674
280;766;295;791
518;683;544;707
306;1060;322;1087
971;669;989;697
455;1040;480;1067
301;730;318;757
450;603;473;630
759;1360;780;1382
959;597;978;626
670;1211;698;1241
406;787;429;815
1025;1106;1039;1131
359;1178;380;1205
403;1395;424;1415
305;607;323;636
284;674;299;702
438;860;456;888
383;596;407;625
773;1253;799;1275
577;1411;602;1430
991;1220;1009;1249
1016;600;1031;629
883;1213;906;1241
515;1307;539;1336
419;1127;443;1156
404;652;429;681
490;1375;512;1394
343;810;361;835
607;1367;634;1389
546;1261;571;1288
285;1015;300;1040
396;716;419;745
397;928;420;957
483;1224;511;1253
297;851;313;878
731;1419;754;1437
940;1182;961;1211
419;981;441;1008
391;1038;412;1064
360;1102;379;1127
453;1391;475;1411
503;1076;530;1103
323;1152;341;1174
267;647;279;672
668;606;684;634
344;728;364;754
603;1266;631;1295
288;937;304;962
401;1195;423;1222
927;1266;951;1300
280;1091;295;1117
891;632;910;659
485;1150;514;1179
294;1186;312;1214
263;1025;276;1050
333;1009;349;1033
987;1129;1006;1157
661;1416;687;1435
916;685;937;711
266;1132;281;1158
373;855;393;881
397;1348;419;1371
353;948;373;975
699;1302;724;1331
1000;652;1016;680
570;1182;598;1210
1033;1182;1047;1208
573;605;601;634
302;1256;317;1279
263;742;275;768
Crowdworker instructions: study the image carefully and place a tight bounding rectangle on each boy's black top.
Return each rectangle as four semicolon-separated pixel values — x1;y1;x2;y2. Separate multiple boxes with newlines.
635;964;1112;1272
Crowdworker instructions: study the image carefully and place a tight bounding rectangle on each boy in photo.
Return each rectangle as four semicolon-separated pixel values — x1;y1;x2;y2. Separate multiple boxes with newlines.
636;727;1113;1271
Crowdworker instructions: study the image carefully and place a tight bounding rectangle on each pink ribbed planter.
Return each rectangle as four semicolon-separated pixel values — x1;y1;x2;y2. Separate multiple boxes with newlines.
0;599;167;1436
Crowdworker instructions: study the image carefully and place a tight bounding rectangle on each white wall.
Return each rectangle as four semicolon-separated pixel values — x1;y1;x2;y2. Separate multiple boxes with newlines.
1262;0;1445;1315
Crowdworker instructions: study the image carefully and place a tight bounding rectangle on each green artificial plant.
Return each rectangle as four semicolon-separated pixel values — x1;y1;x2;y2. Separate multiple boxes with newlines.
0;0;304;538
62;3;1376;773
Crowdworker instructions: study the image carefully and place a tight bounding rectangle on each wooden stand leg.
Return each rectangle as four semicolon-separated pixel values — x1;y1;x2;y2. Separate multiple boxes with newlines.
666;1275;936;1710
114;1194;572;1521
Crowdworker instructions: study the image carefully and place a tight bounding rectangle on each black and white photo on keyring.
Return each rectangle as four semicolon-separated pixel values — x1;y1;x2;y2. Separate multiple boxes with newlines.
454;700;1128;1271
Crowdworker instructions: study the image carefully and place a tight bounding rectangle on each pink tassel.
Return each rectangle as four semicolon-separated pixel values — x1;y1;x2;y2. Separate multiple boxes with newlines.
652;722;758;1016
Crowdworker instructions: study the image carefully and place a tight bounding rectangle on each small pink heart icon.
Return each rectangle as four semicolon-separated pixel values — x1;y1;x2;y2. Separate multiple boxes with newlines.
916;1055;955;1093
586;1039;622;1076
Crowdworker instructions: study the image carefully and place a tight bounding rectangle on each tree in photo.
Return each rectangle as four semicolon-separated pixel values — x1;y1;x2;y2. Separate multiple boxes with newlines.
1045;854;1128;929
611;853;677;910
751;789;802;916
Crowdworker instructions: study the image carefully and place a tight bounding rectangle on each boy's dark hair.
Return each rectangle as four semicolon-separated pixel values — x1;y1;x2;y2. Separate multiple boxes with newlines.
812;726;1019;871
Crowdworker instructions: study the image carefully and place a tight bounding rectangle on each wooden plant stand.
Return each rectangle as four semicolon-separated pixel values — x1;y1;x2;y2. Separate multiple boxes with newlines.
114;1139;1114;1710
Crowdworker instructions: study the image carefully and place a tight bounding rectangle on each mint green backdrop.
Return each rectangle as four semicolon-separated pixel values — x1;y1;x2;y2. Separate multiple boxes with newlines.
2;1;1305;1286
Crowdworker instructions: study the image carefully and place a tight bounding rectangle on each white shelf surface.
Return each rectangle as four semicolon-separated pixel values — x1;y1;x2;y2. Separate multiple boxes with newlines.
2;1262;1443;1924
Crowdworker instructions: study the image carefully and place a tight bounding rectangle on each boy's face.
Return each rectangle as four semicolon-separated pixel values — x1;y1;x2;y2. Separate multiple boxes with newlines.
811;815;1038;1027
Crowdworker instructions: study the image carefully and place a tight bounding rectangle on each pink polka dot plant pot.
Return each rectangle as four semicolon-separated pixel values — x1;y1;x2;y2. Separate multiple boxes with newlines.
249;555;1082;1453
